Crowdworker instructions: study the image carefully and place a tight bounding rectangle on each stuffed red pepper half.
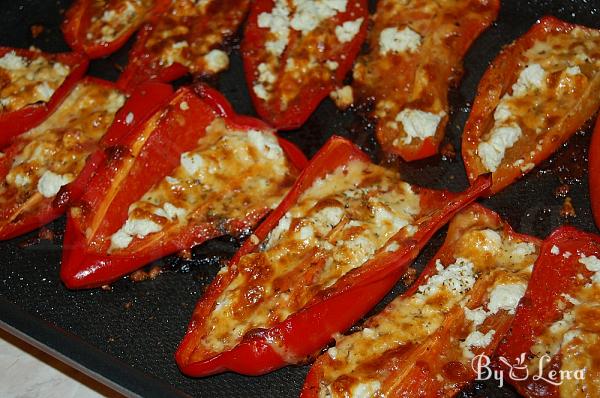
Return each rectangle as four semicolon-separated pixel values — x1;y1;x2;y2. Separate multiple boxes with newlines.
302;204;541;397
463;16;600;195
0;77;147;240
590;116;600;229
351;0;499;161
60;84;307;289
117;0;250;91
241;0;368;130
494;227;600;397
62;0;171;59
0;47;88;147
175;136;491;377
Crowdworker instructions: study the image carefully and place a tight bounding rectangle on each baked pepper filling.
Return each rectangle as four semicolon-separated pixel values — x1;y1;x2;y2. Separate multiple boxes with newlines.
109;117;297;251
196;159;421;357
0;81;125;225
0;51;71;112
316;210;538;398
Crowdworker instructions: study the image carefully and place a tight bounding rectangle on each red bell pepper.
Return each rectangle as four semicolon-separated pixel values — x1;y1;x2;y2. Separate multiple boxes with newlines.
302;204;541;397
175;136;491;377
0;78;168;240
352;0;499;161
0;47;88;148
590;116;600;229
117;0;250;92
240;0;368;130
62;0;171;59
494;226;600;398
60;84;307;289
462;16;600;195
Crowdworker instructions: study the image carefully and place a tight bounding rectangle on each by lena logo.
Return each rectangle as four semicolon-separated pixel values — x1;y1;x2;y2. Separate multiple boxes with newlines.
471;353;585;388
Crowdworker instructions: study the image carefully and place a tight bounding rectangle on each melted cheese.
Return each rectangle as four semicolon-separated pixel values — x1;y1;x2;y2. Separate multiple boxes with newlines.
197;160;421;356
1;81;124;219
252;0;363;104
143;0;246;74
478;27;600;172
352;0;497;154
0;51;70;112
525;254;600;395
109;118;295;251
317;221;538;397
87;0;148;42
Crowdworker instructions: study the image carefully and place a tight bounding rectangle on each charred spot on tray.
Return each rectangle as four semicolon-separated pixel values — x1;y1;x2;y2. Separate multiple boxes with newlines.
401;266;418;286
554;183;570;198
561;197;576;218
441;142;457;160
130;265;162;282
30;24;44;39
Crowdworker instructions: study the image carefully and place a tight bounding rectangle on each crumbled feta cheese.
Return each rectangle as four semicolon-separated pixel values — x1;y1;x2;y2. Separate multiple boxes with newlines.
461;330;495;358
361;327;378;339
204;49;229;74
300;225;315;240
512;63;546;97
493;102;512;123
487;283;526;315
551;245;560;255
291;0;348;34
253;84;269;100
563;251;572;259
172;41;189;49
110;218;162;250
180;152;205;175
329;85;354;109
395;108;445;145
53;62;69;76
379;27;422;55
247;130;283;160
258;0;291;56
37;170;72;198
265;213;291;249
566;65;581;76
327;346;338;360
162;202;186;221
385;241;400;252
417;258;476;298
477;123;522;172
464;307;488;328
351;381;381;398
125;112;134;125
335;18;363;43
325;60;339;71
253;63;277;100
35;82;54;102
562;330;581;345
579;255;600;284
13;173;31;187
0;51;26;70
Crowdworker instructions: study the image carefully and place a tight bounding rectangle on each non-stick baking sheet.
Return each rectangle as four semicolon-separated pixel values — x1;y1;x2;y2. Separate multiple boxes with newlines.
0;0;599;396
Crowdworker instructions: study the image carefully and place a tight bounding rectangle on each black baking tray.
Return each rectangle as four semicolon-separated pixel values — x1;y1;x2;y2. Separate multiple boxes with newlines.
0;0;599;397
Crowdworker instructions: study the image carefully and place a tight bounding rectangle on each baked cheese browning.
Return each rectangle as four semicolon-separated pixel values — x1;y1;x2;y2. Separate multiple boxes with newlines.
352;0;497;156
0;81;125;222
521;252;600;397
316;210;538;398
250;0;364;107
477;27;600;173
86;0;154;43
0;51;71;113
143;0;248;75
194;160;420;358
109;117;297;251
